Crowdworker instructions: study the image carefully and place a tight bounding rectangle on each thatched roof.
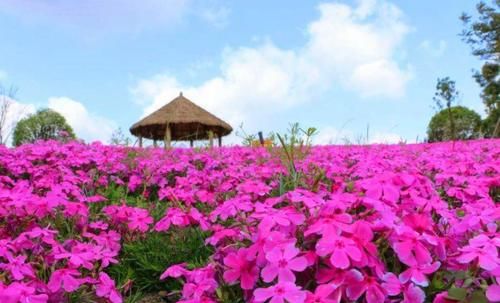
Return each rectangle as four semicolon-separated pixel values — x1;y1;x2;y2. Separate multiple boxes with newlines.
129;93;233;141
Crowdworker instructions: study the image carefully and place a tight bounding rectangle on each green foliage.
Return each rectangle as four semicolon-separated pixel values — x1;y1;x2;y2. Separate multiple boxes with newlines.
110;127;132;146
12;108;75;146
235;123;258;146
433;77;460;140
427;106;482;142
106;227;213;302
91;182;213;302
433;77;459;111
447;287;468;301
274;123;319;193
460;1;500;137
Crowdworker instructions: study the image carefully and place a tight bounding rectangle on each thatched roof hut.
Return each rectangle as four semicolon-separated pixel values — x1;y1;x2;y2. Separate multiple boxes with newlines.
130;93;232;147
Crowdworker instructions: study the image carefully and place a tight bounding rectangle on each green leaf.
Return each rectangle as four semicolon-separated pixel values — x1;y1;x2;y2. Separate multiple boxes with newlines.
216;288;223;300
448;287;467;301
463;278;474;288
469;290;488;303
431;272;446;290
452;271;468;280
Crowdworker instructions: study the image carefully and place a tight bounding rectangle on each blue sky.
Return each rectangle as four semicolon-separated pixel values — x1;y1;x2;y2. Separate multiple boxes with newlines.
0;0;486;145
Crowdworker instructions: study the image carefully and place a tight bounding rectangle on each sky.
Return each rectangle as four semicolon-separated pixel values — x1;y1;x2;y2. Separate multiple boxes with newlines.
0;0;486;145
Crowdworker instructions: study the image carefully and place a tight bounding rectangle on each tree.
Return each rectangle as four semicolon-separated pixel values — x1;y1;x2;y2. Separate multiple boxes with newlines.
433;77;460;140
0;84;18;145
109;127;131;146
460;1;500;137
427;106;482;142
12;108;75;146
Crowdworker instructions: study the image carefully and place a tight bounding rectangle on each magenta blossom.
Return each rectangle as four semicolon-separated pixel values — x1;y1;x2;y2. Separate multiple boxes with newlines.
155;207;190;231
0;282;48;303
382;273;425;303
223;248;259;290
457;234;500;271
127;208;153;232
160;263;188;280
95;272;122;303
254;281;306;303
345;270;386;303
316;233;361;269
0;255;35;280
261;244;308;283
399;261;441;287
487;284;500;302
47;269;84;293
305;284;340;303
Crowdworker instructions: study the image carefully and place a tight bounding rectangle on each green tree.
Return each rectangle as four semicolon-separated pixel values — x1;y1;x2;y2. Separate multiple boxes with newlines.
460;1;500;137
427;106;482;142
433;77;460;140
13;108;75;146
109;127;131;146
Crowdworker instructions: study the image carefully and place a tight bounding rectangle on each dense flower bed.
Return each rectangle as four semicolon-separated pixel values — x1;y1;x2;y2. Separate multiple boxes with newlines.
0;140;498;303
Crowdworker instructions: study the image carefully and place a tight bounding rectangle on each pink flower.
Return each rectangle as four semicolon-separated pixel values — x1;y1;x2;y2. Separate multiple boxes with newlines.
0;282;48;303
457;234;500;271
305;284;340;303
487;284;500;302
95;272;122;303
188;208;210;231
54;244;96;270
399;261;441;287
180;265;218;300
254;281;306;303
0;255;35;280
392;232;432;266
210;196;254;221
47;269;84;293
261;244;308;283
154;208;190;232
127;208;153;232
432;292;457;303
223;249;259;290
316;234;361;269
402;284;426;303
205;226;241;246
345;270;385;303
364;181;400;204
160;263;188;280
382;273;425;303
305;211;352;237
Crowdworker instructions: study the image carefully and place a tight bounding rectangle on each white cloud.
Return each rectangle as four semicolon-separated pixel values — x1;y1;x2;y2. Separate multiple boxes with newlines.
313;126;403;145
48;97;116;143
314;126;354;145
132;0;412;137
0;0;189;34
305;1;411;98
199;6;230;28
368;132;402;144
0;96;36;145
419;40;447;57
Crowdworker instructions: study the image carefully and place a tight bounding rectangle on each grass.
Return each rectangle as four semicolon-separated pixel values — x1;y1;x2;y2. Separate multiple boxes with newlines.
106;227;213;303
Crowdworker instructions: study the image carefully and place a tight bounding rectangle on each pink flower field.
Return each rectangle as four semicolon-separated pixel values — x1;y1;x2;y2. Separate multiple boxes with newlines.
0;139;499;303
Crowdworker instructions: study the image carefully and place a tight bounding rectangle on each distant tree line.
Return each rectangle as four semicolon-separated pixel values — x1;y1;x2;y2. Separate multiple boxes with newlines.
428;0;499;141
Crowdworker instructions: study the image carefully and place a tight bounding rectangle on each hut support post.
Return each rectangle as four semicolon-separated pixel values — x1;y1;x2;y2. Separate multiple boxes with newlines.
190;140;194;148
138;136;143;147
218;135;222;147
164;125;171;149
208;131;214;148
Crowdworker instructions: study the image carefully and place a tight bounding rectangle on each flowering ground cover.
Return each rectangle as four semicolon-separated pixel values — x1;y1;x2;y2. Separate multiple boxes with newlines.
0;139;498;303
